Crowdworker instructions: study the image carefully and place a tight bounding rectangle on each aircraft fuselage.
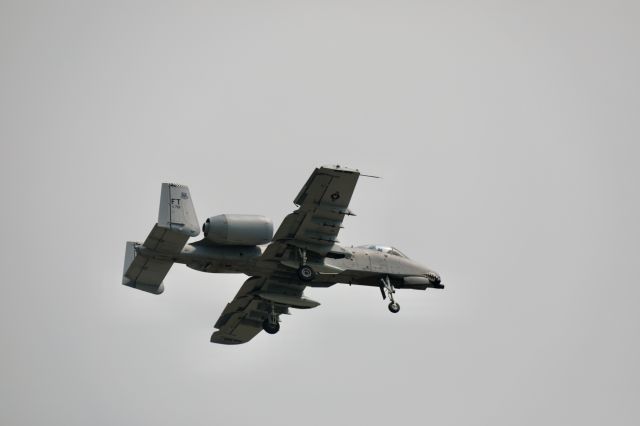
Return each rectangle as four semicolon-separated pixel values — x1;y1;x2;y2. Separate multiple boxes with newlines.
162;241;441;290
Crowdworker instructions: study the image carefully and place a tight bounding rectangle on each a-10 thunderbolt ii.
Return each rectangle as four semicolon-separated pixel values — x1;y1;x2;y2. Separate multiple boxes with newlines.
122;165;443;344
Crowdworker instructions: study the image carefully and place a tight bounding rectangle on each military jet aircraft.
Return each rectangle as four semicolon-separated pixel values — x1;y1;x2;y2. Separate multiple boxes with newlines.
122;165;443;344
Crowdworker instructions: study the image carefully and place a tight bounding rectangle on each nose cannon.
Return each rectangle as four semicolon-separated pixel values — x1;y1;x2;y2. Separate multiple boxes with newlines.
425;271;444;289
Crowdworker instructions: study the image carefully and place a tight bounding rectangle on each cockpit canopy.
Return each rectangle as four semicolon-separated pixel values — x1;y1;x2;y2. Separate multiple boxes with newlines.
358;244;409;259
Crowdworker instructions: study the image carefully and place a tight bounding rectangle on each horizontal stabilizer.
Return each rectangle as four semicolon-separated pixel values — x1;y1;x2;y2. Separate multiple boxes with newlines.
122;241;168;295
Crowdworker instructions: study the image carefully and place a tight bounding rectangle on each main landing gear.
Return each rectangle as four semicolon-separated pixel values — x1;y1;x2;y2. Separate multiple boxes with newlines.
262;304;280;334
380;276;400;313
296;248;316;282
297;265;315;282
262;320;280;334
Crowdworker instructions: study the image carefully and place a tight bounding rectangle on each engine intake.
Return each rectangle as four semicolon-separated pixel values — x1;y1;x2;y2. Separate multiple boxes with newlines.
203;214;273;246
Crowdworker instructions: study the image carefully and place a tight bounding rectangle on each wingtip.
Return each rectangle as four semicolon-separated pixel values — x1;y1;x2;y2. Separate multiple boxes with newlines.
162;182;189;188
210;332;244;345
321;164;360;174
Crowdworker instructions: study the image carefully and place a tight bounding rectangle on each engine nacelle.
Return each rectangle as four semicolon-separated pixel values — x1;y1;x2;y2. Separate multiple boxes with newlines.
202;214;273;246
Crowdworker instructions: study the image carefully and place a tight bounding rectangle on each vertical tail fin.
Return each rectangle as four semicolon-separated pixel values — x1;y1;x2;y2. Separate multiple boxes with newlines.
158;183;200;237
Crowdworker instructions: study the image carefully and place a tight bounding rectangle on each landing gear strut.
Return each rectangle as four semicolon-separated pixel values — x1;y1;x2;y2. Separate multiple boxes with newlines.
380;276;400;313
296;248;316;282
262;304;280;334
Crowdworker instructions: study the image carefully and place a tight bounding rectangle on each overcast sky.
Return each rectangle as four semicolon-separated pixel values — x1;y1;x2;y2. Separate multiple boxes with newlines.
1;1;639;425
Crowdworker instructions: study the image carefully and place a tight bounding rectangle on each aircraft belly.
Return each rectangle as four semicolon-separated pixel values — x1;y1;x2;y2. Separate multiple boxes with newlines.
178;243;266;274
280;259;345;275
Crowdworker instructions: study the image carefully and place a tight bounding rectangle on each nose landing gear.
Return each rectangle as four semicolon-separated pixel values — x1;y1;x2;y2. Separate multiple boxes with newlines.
380;276;400;313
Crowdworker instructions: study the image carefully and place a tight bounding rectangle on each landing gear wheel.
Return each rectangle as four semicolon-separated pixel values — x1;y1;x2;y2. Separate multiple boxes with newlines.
297;265;315;282
262;319;280;334
388;302;400;313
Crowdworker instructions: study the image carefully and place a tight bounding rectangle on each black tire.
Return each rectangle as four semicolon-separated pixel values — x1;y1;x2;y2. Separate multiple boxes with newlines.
262;320;280;334
388;302;400;313
297;265;315;282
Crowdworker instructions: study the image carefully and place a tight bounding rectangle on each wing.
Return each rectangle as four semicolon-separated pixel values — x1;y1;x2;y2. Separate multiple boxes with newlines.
211;276;320;345
262;165;360;261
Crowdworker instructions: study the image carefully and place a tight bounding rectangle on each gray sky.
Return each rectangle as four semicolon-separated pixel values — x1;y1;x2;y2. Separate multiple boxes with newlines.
1;1;639;425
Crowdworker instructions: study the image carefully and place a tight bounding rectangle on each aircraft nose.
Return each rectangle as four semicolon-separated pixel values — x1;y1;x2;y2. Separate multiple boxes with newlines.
425;271;444;289
425;270;439;282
